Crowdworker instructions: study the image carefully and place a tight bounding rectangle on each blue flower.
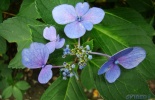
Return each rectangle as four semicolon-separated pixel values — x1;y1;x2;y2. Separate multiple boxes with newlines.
43;26;65;53
52;2;105;39
98;47;146;83
22;42;52;84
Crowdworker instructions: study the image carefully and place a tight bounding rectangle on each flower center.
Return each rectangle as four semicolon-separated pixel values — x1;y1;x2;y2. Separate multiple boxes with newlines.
114;60;119;64
77;16;83;22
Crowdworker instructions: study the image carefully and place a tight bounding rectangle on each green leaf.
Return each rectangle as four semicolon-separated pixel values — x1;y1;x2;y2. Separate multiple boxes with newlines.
15;81;30;90
0;12;2;23
18;0;41;19
0;17;42;68
36;0;84;24
86;8;155;99
0;36;6;54
0;0;10;11
82;39;93;50
80;62;95;90
105;8;155;36
127;0;153;12
2;86;13;99
41;77;87;100
13;86;23;100
0;63;12;78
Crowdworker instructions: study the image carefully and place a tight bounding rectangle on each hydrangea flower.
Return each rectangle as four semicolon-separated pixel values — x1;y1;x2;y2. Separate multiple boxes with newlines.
52;2;105;39
43;26;65;53
22;42;52;84
98;47;146;83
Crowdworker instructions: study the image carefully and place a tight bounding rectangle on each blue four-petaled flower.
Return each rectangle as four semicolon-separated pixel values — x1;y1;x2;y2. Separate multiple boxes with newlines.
22;42;53;84
98;47;146;83
43;26;65;53
52;2;105;39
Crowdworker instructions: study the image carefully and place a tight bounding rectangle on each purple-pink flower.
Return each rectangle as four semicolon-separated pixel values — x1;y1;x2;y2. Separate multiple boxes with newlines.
52;2;105;39
43;26;65;53
22;42;52;84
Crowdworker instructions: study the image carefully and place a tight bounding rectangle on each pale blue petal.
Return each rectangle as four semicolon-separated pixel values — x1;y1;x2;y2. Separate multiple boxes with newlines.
55;38;65;49
64;21;86;39
105;65;120;83
83;7;105;24
98;59;114;75
43;26;56;41
117;47;146;69
38;65;52;84
81;21;93;31
75;2;89;16
52;4;77;24
22;42;49;69
46;42;56;54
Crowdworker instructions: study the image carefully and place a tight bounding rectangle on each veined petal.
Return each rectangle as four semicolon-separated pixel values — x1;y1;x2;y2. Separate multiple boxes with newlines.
43;26;56;41
38;65;52;84
46;42;56;54
64;21;86;39
55;38;65;49
112;47;133;60
117;47;146;69
81;21;93;31
105;64;120;83
22;42;49;69
83;7;105;24
75;2;89;16
52;4;77;24
98;59;114;75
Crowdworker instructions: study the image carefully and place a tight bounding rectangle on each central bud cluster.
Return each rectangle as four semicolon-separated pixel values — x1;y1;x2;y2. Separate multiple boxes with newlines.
63;45;92;69
71;45;92;69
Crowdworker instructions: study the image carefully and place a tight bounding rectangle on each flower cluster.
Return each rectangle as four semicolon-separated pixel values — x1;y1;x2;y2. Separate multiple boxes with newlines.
63;45;92;69
21;2;146;84
60;62;76;80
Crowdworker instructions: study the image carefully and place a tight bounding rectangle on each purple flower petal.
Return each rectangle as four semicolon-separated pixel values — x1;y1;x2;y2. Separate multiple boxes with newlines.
112;47;133;60
117;47;146;69
105;64;120;83
55;38;65;49
22;42;49;69
64;21;86;39
38;65;52;84
81;21;93;31
98;59;114;75
75;2;89;16
52;4;77;24
43;26;56;41
46;42;56;54
83;7;105;24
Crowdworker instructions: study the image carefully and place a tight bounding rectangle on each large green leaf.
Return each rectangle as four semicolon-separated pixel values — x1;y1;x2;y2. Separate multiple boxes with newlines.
127;0;153;12
41;77;87;100
105;8;155;36
36;0;84;24
0;17;41;68
18;0;41;19
80;8;155;99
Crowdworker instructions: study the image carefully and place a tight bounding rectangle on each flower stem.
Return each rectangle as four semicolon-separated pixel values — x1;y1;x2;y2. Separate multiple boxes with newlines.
52;66;64;68
89;52;111;58
78;38;80;47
